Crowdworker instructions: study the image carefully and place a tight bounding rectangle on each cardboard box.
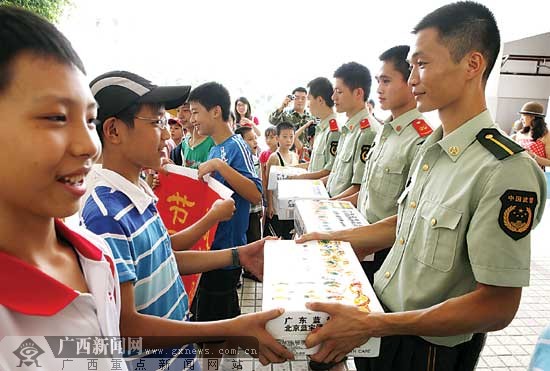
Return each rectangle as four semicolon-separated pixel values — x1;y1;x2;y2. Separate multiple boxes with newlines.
294;199;374;261
276;180;329;220
262;240;383;357
268;165;308;191
293;200;368;236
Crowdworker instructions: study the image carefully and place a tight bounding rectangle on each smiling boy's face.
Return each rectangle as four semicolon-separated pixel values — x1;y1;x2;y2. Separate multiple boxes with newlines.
0;52;101;218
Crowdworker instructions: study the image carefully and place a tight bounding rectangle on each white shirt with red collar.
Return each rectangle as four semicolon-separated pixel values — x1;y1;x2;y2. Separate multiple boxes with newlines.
0;220;128;371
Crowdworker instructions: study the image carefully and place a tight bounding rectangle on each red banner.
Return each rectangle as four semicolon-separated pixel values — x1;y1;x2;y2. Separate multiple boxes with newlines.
154;165;233;303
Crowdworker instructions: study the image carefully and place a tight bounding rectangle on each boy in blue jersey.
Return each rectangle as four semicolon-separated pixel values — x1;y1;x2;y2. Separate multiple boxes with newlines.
189;82;263;324
82;71;293;368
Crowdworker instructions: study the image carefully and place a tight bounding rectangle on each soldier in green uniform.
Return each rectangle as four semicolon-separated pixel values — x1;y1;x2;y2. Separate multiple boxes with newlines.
298;3;547;371
325;62;377;199
291;77;341;179
269;87;314;160
330;45;433;285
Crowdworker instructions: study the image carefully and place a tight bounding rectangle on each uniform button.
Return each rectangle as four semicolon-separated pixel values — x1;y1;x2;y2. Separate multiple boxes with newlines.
399;237;405;245
410;201;417;208
431;218;437;226
384;168;390;173
422;164;429;171
384;271;391;278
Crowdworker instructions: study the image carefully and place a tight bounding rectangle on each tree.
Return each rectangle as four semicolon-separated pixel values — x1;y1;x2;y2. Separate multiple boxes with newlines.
0;0;71;23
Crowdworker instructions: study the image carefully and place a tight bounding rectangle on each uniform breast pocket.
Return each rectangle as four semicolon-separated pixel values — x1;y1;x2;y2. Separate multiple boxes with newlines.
412;201;462;272
313;143;327;160
341;144;354;163
371;162;406;198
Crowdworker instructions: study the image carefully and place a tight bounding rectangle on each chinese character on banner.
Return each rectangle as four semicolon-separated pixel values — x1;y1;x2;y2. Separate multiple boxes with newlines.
154;165;233;303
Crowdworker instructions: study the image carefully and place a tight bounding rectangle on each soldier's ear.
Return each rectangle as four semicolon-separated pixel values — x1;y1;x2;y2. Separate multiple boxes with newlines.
353;87;365;101
465;51;484;81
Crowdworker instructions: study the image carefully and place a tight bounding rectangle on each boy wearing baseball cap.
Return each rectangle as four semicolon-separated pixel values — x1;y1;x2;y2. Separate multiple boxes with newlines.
82;71;292;367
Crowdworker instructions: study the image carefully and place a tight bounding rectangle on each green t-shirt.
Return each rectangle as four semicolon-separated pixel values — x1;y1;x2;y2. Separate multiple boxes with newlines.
181;136;215;169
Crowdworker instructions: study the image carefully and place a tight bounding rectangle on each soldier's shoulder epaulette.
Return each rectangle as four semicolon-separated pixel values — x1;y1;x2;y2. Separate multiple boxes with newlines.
476;128;524;160
360;118;370;130
411;118;433;137
329;118;338;132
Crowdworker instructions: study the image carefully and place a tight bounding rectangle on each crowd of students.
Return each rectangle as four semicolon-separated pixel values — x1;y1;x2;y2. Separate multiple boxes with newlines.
0;2;548;371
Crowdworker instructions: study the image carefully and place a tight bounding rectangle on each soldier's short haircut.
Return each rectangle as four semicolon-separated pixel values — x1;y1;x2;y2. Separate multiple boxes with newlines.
333;62;371;102
413;1;500;83
0;5;85;95
276;121;295;135
307;77;334;108
188;81;231;122
292;87;307;95
379;45;411;81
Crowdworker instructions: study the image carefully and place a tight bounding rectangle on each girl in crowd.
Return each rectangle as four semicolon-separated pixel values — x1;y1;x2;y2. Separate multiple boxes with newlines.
514;101;550;170
235;97;261;136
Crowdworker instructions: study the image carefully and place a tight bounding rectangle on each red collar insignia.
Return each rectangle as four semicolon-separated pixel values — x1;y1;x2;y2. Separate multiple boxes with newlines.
411;119;433;137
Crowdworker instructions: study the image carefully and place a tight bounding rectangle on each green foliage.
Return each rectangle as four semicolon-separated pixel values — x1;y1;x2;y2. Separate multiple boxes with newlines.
0;0;71;23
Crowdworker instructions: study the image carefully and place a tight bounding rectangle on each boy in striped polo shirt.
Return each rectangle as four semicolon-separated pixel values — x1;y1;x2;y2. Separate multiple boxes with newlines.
82;71;293;368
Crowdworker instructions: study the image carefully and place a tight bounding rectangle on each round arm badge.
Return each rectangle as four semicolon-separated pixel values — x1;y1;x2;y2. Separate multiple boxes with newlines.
360;145;371;163
499;189;538;240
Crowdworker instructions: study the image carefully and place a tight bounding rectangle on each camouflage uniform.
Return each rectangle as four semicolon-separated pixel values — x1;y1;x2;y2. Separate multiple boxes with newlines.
269;108;315;161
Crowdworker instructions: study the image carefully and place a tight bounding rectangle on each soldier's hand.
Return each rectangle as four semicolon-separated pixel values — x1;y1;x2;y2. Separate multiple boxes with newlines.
210;198;236;222
305;302;375;364
295;231;332;243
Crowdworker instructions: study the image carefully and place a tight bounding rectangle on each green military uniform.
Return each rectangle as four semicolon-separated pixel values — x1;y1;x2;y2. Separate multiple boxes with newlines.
356;109;432;283
358;108;431;223
373;110;547;347
269;108;314;157
326;108;377;197
308;113;341;172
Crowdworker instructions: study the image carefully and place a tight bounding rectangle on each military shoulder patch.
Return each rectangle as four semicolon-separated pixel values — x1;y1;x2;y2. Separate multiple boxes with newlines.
499;189;538;240
360;144;371;163
329;119;338;132
330;141;338;157
411;119;433;137
477;128;524;160
360;118;370;130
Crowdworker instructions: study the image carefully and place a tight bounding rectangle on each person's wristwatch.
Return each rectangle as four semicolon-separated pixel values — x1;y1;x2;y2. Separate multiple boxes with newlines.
231;248;241;267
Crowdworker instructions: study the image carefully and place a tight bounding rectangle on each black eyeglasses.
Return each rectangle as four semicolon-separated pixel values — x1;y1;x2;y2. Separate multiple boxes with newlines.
134;115;169;130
